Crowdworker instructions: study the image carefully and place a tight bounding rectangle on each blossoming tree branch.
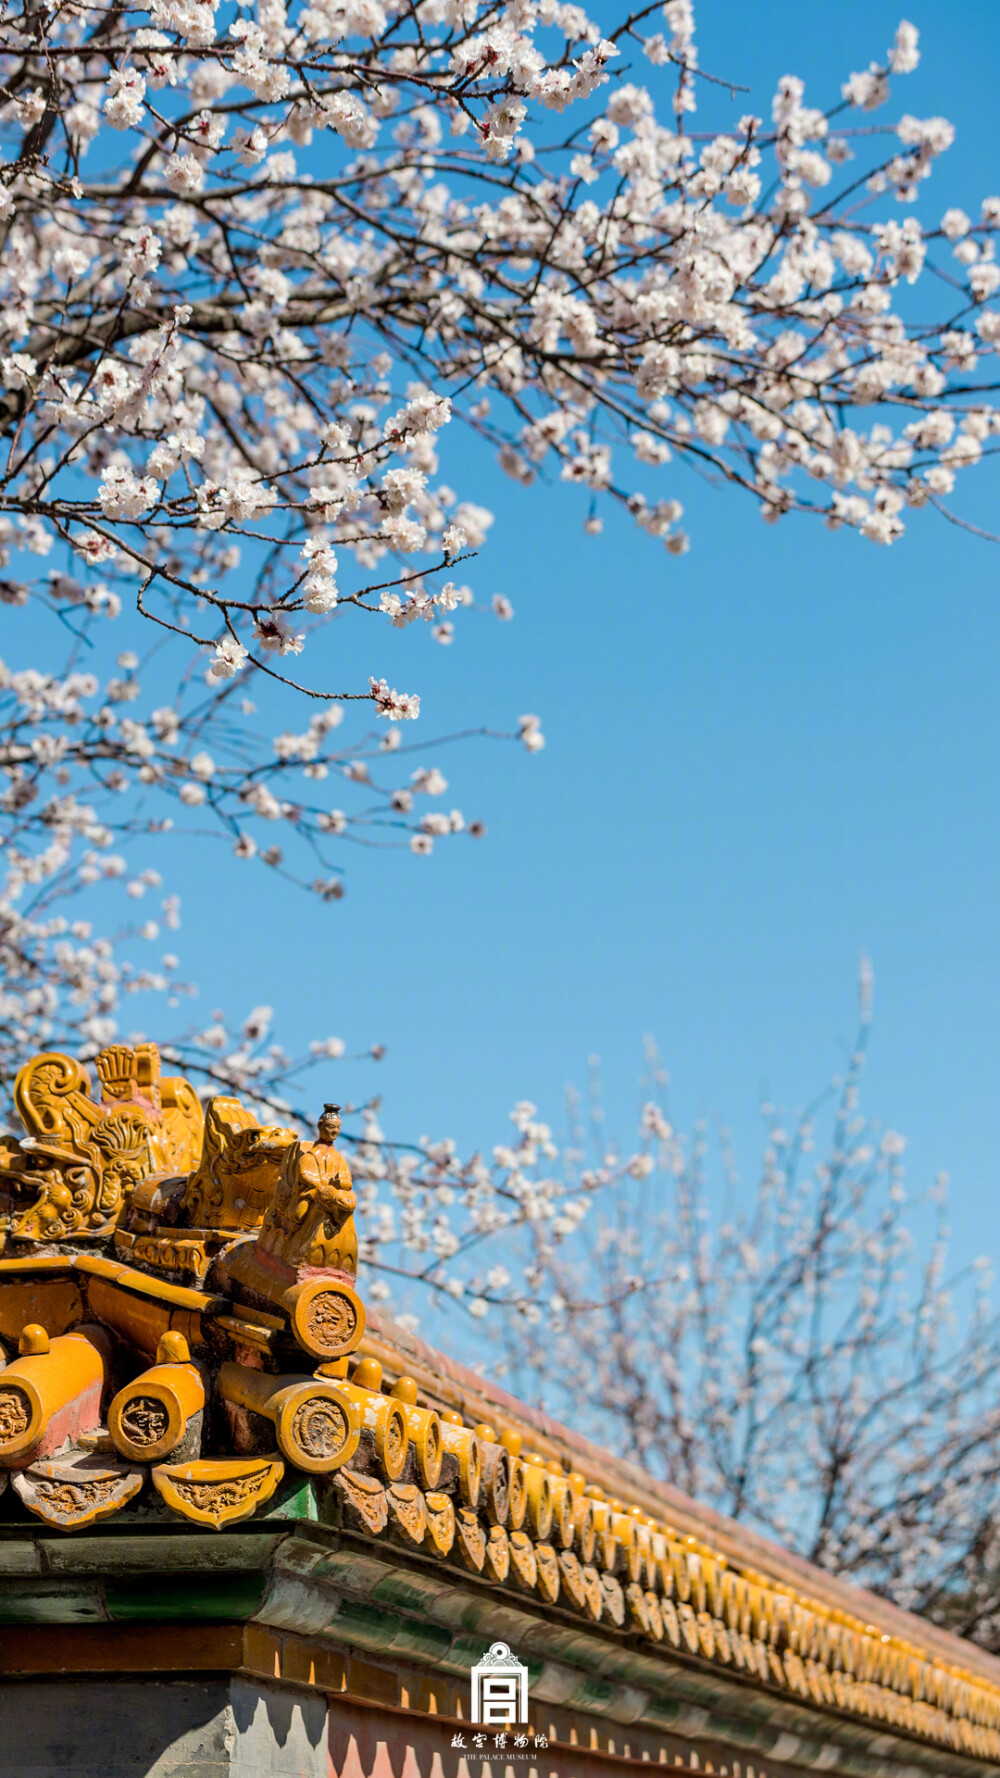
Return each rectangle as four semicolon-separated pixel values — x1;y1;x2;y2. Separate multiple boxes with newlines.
0;0;994;949
3;0;998;666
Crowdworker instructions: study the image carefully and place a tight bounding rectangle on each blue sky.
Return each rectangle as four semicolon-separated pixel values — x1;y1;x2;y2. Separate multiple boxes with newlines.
20;1;1000;1273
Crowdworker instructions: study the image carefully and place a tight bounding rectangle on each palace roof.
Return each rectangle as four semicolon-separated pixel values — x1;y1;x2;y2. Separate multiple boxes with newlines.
1;1042;997;1778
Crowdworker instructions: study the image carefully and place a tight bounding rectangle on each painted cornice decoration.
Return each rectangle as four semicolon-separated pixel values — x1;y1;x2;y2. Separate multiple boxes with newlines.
0;1042;998;1763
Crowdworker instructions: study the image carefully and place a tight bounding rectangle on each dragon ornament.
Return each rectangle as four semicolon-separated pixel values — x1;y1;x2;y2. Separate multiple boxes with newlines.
0;1043;204;1244
0;1041;368;1532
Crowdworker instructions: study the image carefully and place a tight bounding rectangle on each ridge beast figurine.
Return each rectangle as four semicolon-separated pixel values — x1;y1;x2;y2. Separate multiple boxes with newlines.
0;1043;368;1529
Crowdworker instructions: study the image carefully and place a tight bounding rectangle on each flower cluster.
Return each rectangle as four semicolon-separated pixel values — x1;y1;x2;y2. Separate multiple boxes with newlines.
0;625;506;1091
0;1;997;1075
0;0;997;735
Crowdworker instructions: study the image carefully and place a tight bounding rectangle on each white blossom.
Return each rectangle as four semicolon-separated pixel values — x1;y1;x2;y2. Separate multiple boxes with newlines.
370;677;420;720
163;153;205;196
207;638;249;682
